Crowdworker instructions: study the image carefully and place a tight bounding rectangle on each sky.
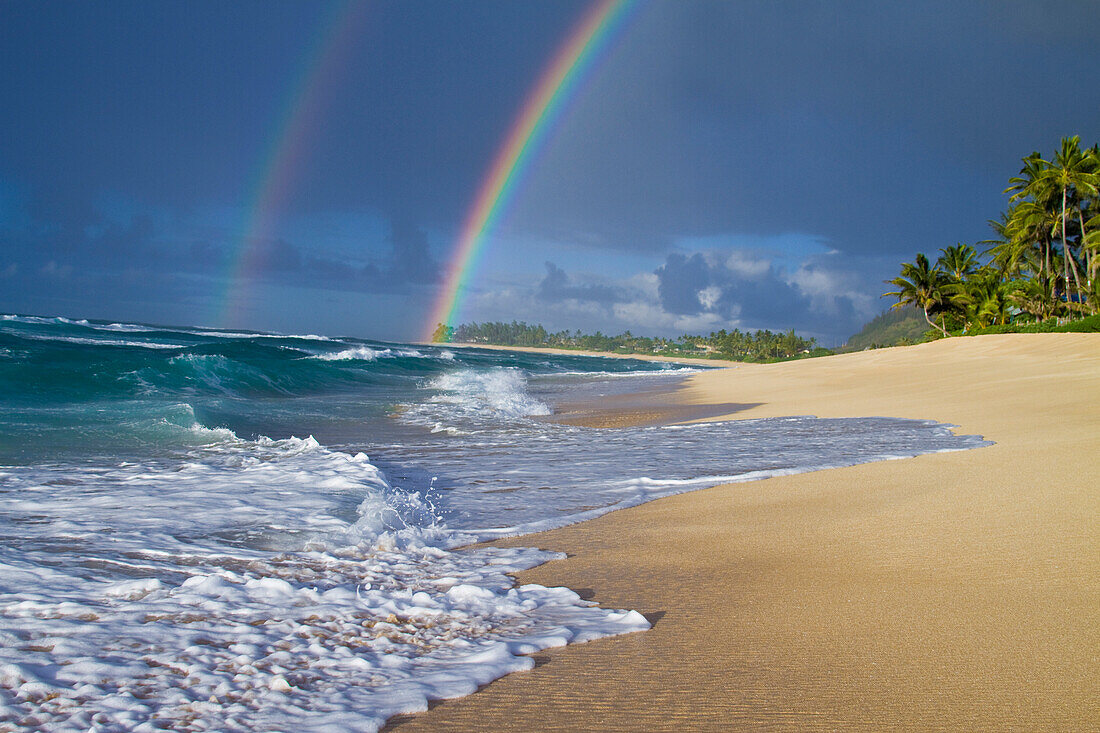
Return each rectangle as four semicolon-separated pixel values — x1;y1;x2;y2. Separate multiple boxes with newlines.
2;0;1098;346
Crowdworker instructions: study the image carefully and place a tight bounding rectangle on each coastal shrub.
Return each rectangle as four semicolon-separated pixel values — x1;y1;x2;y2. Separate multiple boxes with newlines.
959;314;1100;336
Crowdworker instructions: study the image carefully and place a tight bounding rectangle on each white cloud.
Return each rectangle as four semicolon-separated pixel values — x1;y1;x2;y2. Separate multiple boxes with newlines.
788;257;878;320
724;250;771;278
612;299;732;334
628;271;661;299
697;286;721;309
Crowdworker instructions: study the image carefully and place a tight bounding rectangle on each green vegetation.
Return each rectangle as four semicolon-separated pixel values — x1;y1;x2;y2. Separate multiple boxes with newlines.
885;136;1100;338
842;306;929;351
436;321;827;363
952;312;1100;336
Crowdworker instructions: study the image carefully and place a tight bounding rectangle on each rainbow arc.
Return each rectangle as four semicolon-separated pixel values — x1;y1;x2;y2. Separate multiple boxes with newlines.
424;0;639;342
219;2;370;328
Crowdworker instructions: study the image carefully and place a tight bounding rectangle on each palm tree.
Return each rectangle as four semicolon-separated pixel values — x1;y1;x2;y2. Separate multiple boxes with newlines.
884;253;949;336
1076;144;1100;311
948;267;1012;328
1036;136;1099;313
1009;277;1055;322
937;243;979;282
430;322;453;343
1084;207;1100;311
1004;199;1062;315
983;209;1026;279
1005;151;1048;202
1005;151;1059;297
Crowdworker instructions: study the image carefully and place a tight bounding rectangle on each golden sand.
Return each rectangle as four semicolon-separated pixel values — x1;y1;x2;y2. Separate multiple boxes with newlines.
386;334;1099;731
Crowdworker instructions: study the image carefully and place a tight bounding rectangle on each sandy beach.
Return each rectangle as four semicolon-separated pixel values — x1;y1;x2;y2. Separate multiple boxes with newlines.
387;334;1099;731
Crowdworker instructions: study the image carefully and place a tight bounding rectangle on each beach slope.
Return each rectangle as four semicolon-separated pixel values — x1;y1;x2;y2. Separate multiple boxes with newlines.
388;334;1099;731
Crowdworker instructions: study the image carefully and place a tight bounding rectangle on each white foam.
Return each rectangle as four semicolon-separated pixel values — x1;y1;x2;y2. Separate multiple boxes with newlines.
126;401;239;445
420;368;551;420
14;333;185;349
2;315;160;333
430;423;469;436
0;314;66;324
0;433;650;732
549;366;702;378
313;346;423;361
191;330;332;341
0;546;648;731
0;435;394;556
98;321;162;333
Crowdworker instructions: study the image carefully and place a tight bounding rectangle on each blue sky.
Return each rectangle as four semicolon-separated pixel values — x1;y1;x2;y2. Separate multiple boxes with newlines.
2;0;1098;345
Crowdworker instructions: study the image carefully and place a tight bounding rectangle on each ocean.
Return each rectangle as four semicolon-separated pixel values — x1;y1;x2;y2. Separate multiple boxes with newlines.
0;314;989;731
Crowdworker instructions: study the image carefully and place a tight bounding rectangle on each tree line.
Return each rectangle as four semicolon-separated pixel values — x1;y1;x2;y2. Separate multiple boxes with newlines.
435;320;828;362
886;136;1099;334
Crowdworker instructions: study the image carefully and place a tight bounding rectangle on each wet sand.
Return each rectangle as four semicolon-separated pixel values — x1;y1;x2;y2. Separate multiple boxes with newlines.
386;334;1099;731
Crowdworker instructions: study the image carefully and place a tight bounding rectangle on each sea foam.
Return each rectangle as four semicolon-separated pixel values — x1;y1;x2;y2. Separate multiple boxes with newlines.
0;542;647;732
425;367;551;419
312;345;423;361
0;432;649;732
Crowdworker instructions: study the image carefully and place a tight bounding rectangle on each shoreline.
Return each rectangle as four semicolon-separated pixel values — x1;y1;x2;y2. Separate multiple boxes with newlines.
386;333;1099;731
438;340;748;368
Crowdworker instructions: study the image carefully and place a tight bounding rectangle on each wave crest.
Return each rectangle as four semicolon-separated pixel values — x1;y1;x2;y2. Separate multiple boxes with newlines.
312;346;422;361
427;368;551;419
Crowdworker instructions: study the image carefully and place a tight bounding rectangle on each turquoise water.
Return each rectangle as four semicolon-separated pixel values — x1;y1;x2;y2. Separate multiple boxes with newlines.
0;314;681;463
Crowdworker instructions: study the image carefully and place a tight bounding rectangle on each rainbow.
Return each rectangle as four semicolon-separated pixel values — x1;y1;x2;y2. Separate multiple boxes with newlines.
424;0;639;342
218;2;370;328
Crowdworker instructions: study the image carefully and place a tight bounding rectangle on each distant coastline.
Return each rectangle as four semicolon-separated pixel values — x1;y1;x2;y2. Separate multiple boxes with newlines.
440;341;747;368
432;321;830;363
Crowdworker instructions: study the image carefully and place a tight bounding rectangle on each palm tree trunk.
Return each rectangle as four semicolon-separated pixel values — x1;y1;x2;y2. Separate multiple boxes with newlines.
1068;247;1085;313
922;307;947;337
1079;207;1091;287
1061;187;1072;315
1077;206;1097;314
1043;237;1053;318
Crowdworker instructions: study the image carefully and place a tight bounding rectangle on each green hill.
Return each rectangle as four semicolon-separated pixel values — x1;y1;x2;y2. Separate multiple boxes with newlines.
842;306;929;351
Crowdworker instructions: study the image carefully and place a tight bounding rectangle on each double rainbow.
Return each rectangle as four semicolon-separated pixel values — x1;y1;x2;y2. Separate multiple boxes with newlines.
424;0;638;341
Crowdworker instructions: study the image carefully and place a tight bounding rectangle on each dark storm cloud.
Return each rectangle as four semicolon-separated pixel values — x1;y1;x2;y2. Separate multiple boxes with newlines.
305;219;441;290
0;191;441;321
654;254;714;315
2;1;1099;340
0;0;592;224
512;0;1100;260
537;262;621;305
226;226;441;293
654;252;809;323
386;220;439;285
